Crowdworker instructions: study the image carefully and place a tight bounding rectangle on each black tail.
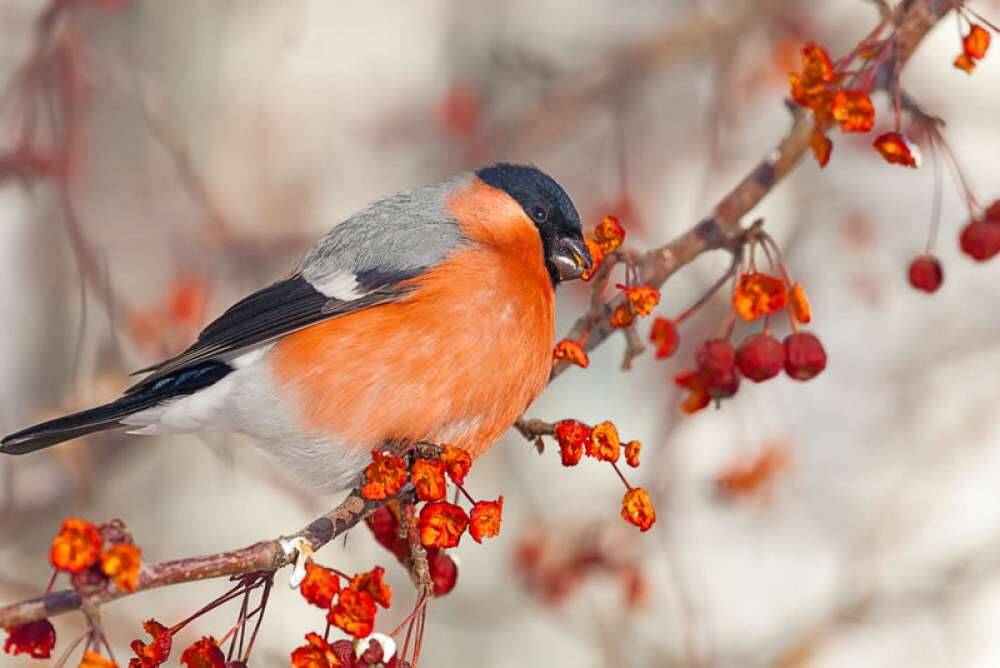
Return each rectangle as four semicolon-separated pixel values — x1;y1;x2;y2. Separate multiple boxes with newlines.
1;361;233;456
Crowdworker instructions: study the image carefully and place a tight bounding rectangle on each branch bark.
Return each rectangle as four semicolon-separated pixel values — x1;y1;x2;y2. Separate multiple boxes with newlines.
0;0;960;630
0;488;410;628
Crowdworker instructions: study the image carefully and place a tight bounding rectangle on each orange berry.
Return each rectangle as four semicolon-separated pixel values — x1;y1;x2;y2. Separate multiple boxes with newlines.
469;497;503;543
553;339;589;368
620;488;656;532
963;24;991;59
50;518;102;574
831;90;875;133
554;420;591;466
624;440;641;468
418;501;469;549
873;132;919;168
587;421;621;463
649;317;679;359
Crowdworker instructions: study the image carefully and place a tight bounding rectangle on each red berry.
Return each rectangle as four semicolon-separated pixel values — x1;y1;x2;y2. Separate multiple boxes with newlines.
959;220;1000;261
696;339;740;397
907;254;943;293
365;505;408;561
439;83;481;138
783;332;827;381
735;334;785;382
427;549;458;596
984;199;1000;222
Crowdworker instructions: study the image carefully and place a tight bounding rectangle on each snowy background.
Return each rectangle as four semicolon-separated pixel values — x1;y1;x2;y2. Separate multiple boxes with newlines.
1;1;1000;666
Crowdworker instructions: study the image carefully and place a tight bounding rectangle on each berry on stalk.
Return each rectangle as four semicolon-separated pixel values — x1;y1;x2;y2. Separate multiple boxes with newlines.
735;334;785;382
907;255;943;293
959;219;1000;261
696;339;740;398
783;332;827;381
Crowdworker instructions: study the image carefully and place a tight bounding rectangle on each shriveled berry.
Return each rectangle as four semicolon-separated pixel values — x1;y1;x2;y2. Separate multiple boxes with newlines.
696;339;740;398
959;220;1000;261
783;332;827;381
907;255;943;293
735;334;785;382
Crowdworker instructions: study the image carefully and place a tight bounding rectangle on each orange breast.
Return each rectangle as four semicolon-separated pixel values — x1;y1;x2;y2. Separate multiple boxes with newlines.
270;186;554;459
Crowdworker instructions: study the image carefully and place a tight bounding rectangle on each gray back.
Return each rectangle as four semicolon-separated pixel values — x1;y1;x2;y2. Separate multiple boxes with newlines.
296;174;470;291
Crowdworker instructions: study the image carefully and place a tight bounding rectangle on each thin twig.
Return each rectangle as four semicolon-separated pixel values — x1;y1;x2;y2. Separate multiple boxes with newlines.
0;487;413;627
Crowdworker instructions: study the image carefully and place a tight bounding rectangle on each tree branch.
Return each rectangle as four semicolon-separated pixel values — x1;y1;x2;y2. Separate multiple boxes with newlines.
551;0;958;379
0;0;960;631
0;488;411;628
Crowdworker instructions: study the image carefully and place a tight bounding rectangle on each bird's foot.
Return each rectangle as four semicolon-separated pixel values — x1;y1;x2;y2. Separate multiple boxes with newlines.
279;535;315;589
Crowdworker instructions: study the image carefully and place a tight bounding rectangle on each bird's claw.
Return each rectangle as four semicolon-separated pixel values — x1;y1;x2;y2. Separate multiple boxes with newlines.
279;536;315;589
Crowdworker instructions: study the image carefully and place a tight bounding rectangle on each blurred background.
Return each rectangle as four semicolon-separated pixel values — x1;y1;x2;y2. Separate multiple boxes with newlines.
1;0;999;666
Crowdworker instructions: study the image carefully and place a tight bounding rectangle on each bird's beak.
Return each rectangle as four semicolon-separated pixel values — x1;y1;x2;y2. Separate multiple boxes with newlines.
550;236;592;281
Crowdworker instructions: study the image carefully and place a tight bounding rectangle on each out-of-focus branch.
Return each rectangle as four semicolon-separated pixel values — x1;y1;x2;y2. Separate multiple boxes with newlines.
774;530;1000;668
468;0;796;161
0;487;411;628
0;0;960;634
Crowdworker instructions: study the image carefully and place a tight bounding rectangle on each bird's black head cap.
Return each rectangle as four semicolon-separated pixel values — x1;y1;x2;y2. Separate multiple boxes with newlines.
476;163;590;285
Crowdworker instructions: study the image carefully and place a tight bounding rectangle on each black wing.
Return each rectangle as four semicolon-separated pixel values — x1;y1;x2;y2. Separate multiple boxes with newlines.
126;274;411;394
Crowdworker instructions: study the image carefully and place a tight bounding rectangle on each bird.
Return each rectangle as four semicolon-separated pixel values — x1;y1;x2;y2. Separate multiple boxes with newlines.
1;163;591;490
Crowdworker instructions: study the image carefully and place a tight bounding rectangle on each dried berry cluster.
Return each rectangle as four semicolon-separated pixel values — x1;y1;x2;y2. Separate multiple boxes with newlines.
952;15;993;73
290;561;412;667
670;245;826;413
360;447;503;548
787;10;998;297
581;214;627;281
130;622;236;668
292;632;406;668
554;215;633;368
788;42;912;168
2;519;147;665
48;518;143;592
786;12;996;174
548;419;655;532
2;518;249;668
366;505;459;598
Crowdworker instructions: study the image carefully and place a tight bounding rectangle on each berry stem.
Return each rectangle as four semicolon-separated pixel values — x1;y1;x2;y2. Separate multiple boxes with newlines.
675;255;740;325
44;570;57;594
964;7;1000;33
929;124;981;215
892;59;903;132
925;138;944;254
455;483;477;505
760;233;794;287
610;461;633;490
240;577;271;664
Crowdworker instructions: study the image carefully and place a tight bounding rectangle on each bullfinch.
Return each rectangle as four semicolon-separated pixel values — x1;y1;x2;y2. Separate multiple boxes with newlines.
1;163;591;490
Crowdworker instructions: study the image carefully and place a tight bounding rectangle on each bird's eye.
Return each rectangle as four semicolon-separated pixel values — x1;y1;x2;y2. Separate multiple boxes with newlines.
530;206;548;223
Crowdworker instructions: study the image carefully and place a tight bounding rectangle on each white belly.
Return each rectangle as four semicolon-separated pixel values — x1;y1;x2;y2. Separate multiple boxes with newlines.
121;346;371;491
